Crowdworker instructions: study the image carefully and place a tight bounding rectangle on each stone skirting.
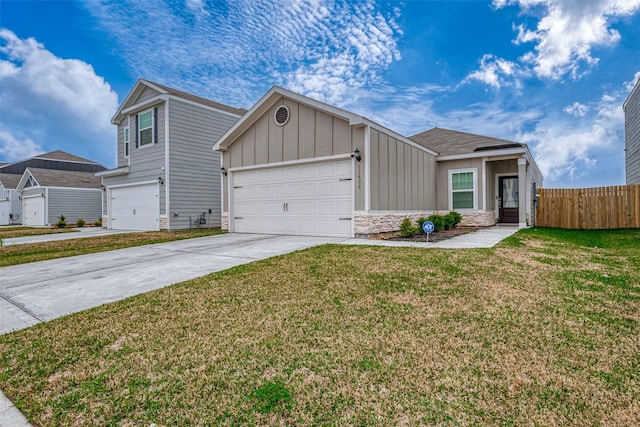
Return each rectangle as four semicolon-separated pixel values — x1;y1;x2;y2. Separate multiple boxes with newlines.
159;215;168;230
354;210;496;235
221;212;229;231
102;215;108;229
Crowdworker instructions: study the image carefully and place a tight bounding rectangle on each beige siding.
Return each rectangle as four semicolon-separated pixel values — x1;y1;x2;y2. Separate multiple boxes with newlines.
352;126;365;211
369;129;436;211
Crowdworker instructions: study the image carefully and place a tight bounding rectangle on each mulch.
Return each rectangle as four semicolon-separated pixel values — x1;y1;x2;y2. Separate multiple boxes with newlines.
370;226;480;243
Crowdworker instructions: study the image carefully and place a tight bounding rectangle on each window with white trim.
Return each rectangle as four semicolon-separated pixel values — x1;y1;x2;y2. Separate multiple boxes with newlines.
449;169;477;210
123;126;130;158
138;109;153;147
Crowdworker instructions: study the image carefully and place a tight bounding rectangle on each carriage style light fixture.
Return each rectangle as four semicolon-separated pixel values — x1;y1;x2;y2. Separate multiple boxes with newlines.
352;147;361;162
221;167;227;176
158;177;164;185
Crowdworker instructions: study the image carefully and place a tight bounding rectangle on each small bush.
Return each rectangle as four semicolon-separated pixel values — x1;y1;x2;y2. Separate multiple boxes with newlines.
449;211;462;227
416;217;429;234
399;217;419;237
427;214;445;232
76;218;85;228
55;215;67;228
94;217;102;227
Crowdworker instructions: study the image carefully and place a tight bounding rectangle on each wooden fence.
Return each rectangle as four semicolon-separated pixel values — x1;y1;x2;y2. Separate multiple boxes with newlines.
536;185;640;229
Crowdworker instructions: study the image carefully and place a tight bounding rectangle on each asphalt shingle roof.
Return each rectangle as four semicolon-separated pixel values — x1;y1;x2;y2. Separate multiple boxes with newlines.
0;173;21;189
26;168;102;189
35;150;102;164
409;127;525;157
148;80;247;116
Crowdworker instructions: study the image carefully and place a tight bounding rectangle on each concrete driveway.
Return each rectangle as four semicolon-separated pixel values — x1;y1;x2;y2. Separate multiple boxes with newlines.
0;233;341;335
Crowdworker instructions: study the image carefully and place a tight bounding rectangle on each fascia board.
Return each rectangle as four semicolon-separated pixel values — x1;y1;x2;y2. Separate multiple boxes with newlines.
436;147;526;161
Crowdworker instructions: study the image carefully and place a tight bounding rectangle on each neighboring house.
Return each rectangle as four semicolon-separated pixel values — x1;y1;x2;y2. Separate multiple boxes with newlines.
16;168;102;227
98;79;246;230
213;86;543;237
0;150;106;225
0;173;21;225
623;77;640;184
410;128;543;227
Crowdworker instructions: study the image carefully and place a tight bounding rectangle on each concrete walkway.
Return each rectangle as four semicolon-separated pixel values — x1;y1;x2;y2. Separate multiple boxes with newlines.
0;226;520;426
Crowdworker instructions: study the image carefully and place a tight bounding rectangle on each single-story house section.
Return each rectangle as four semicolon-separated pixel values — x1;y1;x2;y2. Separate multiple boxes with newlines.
0;173;21;225
213;86;439;237
16;168;102;227
410;128;543;227
98;79;245;231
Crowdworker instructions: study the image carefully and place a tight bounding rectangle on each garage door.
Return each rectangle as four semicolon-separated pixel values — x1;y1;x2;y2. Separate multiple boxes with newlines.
232;160;353;237
0;200;11;225
23;195;45;227
110;183;159;231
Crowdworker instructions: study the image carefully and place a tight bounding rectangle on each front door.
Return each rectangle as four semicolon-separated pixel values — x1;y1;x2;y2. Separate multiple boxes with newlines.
499;176;519;223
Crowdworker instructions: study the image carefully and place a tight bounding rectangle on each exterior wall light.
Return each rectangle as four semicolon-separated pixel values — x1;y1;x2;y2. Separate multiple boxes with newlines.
352;147;361;162
158;177;164;185
221;167;227;176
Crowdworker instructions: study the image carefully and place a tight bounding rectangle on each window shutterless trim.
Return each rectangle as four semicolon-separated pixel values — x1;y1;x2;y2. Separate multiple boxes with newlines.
448;168;478;210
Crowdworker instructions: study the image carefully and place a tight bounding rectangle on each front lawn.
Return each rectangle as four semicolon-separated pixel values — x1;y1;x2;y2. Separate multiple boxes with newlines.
0;228;225;267
0;226;77;239
1;228;638;425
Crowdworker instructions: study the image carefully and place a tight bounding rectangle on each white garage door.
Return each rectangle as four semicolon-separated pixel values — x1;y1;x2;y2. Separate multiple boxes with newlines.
0;200;11;225
23;195;45;227
233;160;353;237
110;183;159;231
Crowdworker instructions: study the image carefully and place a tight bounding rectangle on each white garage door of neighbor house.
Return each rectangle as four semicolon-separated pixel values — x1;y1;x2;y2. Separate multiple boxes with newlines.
110;183;159;231
23;196;46;227
0;200;11;225
233;160;353;237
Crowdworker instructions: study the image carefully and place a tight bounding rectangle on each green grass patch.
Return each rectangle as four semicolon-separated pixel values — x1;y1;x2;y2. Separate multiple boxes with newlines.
0;228;225;266
0;227;77;239
0;229;638;425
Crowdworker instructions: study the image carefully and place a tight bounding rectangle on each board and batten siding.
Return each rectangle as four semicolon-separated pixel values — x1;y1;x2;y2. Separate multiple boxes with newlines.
369;128;436;211
47;188;102;225
625;81;640;184
168;98;241;229
222;97;365;211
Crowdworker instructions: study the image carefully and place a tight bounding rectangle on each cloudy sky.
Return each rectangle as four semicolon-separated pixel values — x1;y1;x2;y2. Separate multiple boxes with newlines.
1;0;639;187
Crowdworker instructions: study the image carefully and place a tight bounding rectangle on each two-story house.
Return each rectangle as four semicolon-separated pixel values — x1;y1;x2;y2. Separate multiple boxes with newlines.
624;77;640;185
98;79;246;230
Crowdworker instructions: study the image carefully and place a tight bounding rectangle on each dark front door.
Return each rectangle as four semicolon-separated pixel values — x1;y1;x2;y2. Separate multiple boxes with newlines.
499;176;519;223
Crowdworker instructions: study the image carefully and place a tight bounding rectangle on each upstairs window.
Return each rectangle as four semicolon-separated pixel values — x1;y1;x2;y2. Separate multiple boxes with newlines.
138;109;154;147
449;169;477;210
124;126;130;158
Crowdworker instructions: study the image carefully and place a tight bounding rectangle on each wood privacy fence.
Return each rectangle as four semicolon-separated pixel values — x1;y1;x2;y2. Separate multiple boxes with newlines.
536;185;640;229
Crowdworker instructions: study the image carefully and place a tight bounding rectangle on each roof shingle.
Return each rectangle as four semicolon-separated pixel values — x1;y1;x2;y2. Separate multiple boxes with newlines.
409;127;525;156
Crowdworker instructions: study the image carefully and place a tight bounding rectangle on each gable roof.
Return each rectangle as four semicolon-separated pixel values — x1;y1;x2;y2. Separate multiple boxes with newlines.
35;150;101;164
17;168;102;191
0;150;106;175
0;173;22;189
409;127;525;157
112;78;247;124
213;86;438;156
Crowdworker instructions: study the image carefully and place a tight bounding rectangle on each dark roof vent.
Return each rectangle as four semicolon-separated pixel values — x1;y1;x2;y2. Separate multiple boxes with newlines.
473;143;522;152
274;105;290;126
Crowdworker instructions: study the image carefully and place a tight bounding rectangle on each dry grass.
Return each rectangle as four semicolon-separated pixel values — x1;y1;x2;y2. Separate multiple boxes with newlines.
0;227;77;239
0;228;224;267
1;228;638;425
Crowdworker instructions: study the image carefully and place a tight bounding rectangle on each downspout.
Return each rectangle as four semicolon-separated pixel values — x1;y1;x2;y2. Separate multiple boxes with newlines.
44;187;49;226
364;125;371;212
164;99;170;230
482;156;487;211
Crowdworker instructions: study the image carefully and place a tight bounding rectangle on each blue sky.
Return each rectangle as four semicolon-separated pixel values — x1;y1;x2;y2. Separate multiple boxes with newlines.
1;0;639;188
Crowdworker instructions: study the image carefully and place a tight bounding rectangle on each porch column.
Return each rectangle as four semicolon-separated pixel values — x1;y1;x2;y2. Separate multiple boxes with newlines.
518;158;527;227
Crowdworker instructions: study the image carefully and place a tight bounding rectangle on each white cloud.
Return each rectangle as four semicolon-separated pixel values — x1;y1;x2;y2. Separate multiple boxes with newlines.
494;0;640;81
0;29;118;163
563;102;589;117
0;129;42;162
85;0;402;108
464;54;523;89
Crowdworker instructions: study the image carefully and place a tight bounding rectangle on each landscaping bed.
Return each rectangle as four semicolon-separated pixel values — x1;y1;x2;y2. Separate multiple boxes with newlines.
371;226;480;243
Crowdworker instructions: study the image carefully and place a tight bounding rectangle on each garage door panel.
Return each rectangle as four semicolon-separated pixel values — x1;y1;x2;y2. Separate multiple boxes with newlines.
23;197;45;227
232;160;353;237
110;184;159;231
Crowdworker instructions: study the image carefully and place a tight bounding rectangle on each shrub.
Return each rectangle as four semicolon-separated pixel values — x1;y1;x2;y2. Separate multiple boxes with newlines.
399;217;419;237
416;217;429;234
76;218;85;228
449;211;462;227
55;215;67;228
94;217;102;227
427;214;445;232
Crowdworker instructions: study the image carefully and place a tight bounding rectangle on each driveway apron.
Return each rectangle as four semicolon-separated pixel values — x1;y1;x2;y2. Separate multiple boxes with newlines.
0;233;340;335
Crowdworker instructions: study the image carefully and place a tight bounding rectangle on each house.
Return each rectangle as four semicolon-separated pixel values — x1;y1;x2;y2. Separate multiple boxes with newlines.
16;168;102;226
0;173;21;225
0;150;107;225
410;128;543;227
623;77;640;184
213;86;543;237
98;79;246;230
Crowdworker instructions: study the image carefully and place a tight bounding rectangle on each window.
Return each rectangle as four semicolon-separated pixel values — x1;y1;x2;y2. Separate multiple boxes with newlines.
138;110;153;147
124;126;130;158
449;169;477;210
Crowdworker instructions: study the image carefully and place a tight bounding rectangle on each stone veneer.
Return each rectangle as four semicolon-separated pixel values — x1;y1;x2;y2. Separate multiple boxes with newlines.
102;215;108;229
354;210;496;236
159;215;168;230
221;212;229;231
